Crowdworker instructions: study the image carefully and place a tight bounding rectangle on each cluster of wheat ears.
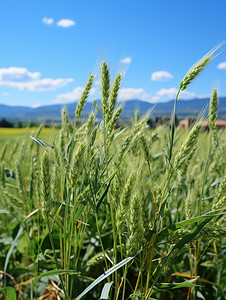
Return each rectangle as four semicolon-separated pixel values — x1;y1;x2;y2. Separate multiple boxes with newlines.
0;45;225;300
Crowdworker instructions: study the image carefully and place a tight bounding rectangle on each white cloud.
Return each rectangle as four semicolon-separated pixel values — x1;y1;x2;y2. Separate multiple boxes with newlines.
0;67;73;91
119;88;149;101
0;78;74;92
217;62;226;70
42;17;54;25
197;94;210;99
57;19;75;28
0;67;40;82
156;87;196;99
177;90;196;99
120;57;132;64
31;103;42;108
2;92;9;96
54;87;96;104
151;71;173;81
156;87;178;98
151;95;160;102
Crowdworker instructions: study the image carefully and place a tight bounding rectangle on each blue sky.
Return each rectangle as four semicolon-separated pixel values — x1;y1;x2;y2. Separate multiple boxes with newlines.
0;0;225;107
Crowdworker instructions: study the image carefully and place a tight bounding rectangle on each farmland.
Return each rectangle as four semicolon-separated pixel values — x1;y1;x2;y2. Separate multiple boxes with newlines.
0;59;226;300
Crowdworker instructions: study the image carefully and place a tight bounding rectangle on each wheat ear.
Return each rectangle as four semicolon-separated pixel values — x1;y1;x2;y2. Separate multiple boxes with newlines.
174;123;202;171
75;73;94;121
106;72;122;123
41;151;51;213
0;162;5;189
179;45;221;91
100;61;110;114
127;194;145;253
16;159;24;195
212;176;226;210
62;107;73;134
69;143;86;187
209;89;219;148
116;171;136;231
107;106;123;134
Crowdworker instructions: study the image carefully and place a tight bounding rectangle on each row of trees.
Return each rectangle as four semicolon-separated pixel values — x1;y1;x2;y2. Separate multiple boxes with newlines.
0;118;54;128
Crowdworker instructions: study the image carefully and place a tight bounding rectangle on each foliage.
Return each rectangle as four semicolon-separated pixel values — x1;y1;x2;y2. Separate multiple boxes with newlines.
0;52;226;300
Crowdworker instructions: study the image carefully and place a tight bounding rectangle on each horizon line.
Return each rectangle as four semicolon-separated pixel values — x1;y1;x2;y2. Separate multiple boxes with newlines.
1;96;226;109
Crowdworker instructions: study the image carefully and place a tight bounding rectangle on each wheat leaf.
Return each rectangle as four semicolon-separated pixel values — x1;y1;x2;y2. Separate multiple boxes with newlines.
76;249;142;300
100;281;113;300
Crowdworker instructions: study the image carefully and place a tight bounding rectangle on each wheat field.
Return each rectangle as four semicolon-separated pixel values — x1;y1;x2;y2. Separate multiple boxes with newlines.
0;53;226;300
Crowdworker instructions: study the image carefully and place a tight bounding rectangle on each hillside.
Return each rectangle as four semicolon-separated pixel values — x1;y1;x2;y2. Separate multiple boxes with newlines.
0;97;226;122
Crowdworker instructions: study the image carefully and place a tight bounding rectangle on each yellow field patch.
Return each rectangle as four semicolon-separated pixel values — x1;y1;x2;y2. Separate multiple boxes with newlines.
0;127;57;137
0;128;29;136
0;128;59;150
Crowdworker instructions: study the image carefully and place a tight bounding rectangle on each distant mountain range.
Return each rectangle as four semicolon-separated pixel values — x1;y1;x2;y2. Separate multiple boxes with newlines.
0;97;226;123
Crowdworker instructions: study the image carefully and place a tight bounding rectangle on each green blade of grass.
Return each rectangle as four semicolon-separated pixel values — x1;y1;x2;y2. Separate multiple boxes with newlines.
76;249;142;300
93;100;103;118
39;269;80;278
96;170;117;211
0;209;10;214
4;225;23;272
156;278;200;290
156;212;225;244
100;282;113;300
30;136;54;150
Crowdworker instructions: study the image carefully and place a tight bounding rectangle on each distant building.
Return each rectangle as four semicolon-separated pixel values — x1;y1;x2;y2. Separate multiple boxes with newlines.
179;118;226;130
216;120;226;129
202;120;226;130
179;118;193;129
